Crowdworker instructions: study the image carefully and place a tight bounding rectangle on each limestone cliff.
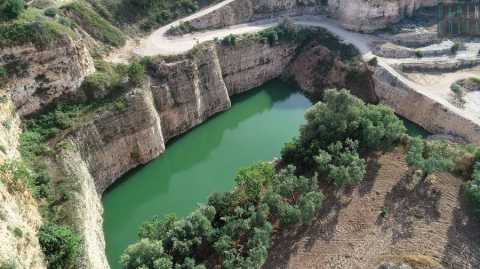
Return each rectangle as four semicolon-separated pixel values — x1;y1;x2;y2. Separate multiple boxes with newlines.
1;37;95;117
0;175;46;269
66;88;165;194
0;92;45;269
374;65;480;144
186;0;437;33
152;44;231;141
326;0;438;32
216;41;298;96
286;41;378;102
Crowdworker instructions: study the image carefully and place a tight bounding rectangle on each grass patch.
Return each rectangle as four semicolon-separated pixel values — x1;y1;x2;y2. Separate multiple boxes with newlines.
61;1;125;47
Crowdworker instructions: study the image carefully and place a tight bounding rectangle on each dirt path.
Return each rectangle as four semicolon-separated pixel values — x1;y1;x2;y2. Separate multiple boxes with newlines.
264;150;480;269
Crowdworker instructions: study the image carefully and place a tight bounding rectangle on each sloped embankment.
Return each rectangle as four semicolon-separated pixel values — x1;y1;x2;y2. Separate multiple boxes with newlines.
265;149;480;269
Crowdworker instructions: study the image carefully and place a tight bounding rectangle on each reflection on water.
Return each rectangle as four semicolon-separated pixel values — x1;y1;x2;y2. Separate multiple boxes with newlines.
102;80;312;268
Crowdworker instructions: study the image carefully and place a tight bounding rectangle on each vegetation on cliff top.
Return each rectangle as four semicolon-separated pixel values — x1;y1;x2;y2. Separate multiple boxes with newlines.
0;2;75;48
120;90;407;268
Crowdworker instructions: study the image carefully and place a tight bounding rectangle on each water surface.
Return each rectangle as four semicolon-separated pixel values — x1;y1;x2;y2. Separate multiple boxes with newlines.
102;80;312;268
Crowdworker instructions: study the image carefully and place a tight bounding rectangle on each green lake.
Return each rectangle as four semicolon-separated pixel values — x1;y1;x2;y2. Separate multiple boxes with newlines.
102;80;313;268
101;80;429;268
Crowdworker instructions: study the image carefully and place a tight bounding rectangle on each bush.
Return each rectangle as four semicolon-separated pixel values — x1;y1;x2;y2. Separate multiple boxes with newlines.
38;223;81;269
61;1;126;47
315;139;366;187
406;138;455;179
44;8;57;18
0;66;7;78
128;61;145;86
222;34;236;46
0;0;24;21
0;20;71;48
283;89;405;172
450;83;466;108
121;239;172;269
13;227;23;237
465;162;480;217
451;42;460;54
415;50;423;58
367;57;378;66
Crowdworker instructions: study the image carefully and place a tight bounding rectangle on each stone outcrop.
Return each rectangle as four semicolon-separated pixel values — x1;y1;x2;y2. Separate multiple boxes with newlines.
52;148;110;269
185;0;438;34
216;41;298;95
1;37;95;117
0;180;46;269
326;0;438;33
374;65;480;144
287;41;378;102
66;87;166;193
152;44;231;141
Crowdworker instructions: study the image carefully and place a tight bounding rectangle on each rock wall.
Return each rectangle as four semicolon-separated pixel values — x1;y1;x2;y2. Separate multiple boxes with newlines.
188;0;320;31
52;148;110;269
66;87;166;194
374;65;480;144
216;41;298;95
287;41;378;102
1;37;95;117
186;0;437;33
326;0;438;33
0;172;46;269
152;44;231;141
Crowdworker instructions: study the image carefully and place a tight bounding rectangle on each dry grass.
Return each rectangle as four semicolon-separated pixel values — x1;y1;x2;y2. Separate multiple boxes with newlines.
264;148;480;269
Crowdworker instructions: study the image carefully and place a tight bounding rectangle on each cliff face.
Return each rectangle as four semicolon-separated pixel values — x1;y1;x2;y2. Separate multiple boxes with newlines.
374;65;480;144
326;0;438;32
0;180;46;269
152;44;231;141
187;0;437;33
0;93;45;269
67;88;166;194
1;37;95;117
286;41;378;102
216;41;298;95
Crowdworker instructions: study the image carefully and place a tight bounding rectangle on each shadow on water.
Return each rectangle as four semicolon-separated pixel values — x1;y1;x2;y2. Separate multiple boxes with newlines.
102;80;312;269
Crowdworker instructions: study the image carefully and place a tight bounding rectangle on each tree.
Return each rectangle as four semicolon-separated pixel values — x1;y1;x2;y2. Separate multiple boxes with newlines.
120;239;172;269
38;223;81;269
0;0;24;21
138;214;177;240
234;162;274;205
406;138;455;179
465;162;480;217
315;139;366;187
128;61;145;87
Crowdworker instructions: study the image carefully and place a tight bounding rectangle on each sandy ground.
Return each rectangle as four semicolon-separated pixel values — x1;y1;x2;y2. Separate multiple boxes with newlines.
264;149;480;269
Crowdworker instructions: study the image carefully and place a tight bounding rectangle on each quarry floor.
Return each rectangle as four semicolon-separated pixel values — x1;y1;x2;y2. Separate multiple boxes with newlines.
264;149;480;269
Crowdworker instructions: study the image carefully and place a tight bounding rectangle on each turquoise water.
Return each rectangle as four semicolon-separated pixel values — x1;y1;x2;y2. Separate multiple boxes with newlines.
102;80;312;268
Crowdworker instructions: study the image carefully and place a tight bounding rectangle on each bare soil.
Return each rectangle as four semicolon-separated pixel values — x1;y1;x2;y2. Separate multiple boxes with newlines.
263;149;480;269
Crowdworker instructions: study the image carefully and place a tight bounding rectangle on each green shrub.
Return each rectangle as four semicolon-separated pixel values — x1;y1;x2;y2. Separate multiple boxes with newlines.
465;162;480;217
121;239;172;269
62;2;125;47
0;66;7;78
128;61;145;86
415;50;423;58
283;89;405;172
315;139;366;187
222;34;236;46
406;138;455;179
368;57;378;66
13;227;23;238
44;8;57;18
450;83;466;108
0;20;71;48
0;0;24;21
451;42;460;54
38;223;81;269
